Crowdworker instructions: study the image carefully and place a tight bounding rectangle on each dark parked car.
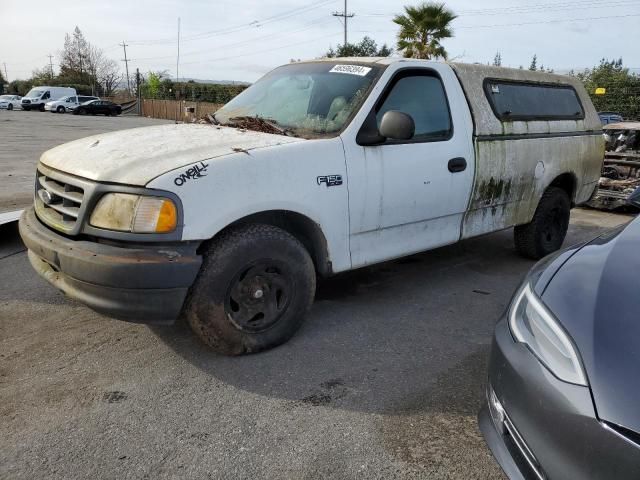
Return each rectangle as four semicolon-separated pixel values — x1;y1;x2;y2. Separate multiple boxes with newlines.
480;189;640;480
73;100;122;116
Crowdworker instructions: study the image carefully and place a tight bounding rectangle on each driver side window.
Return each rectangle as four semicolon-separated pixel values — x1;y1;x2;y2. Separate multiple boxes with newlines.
376;72;452;142
42;91;50;100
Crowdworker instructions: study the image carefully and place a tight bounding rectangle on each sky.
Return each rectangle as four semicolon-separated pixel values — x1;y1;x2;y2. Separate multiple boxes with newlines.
1;0;639;83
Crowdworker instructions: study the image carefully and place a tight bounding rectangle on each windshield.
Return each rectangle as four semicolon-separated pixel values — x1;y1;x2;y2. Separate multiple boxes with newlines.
0;95;12;100
25;89;44;98
215;62;382;138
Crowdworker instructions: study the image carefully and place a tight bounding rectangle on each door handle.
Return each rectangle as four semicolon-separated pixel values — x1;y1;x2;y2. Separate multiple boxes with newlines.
448;157;467;173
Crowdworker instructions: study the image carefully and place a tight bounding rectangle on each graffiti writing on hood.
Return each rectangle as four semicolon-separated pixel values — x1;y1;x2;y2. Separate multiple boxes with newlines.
174;162;209;187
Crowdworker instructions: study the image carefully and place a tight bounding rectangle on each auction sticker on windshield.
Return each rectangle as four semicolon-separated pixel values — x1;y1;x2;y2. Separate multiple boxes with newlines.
329;65;372;76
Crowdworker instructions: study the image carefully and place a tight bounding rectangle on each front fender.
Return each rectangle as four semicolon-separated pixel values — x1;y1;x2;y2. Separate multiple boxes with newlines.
146;138;352;273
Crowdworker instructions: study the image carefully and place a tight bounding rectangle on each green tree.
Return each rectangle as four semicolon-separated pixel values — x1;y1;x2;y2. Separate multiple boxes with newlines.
529;54;538;71
393;2;457;59
575;58;640;119
493;51;502;67
325;36;392;58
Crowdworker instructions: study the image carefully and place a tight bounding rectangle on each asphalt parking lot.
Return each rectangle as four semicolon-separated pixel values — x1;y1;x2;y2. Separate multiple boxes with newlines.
0;109;171;216
0;111;634;479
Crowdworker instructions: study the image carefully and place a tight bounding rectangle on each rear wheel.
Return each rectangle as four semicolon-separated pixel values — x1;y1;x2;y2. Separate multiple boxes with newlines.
7;104;13;111
56;106;65;113
514;187;571;259
185;224;316;355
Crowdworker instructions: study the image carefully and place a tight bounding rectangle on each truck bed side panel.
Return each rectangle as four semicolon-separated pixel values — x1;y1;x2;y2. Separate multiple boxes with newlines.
449;63;604;239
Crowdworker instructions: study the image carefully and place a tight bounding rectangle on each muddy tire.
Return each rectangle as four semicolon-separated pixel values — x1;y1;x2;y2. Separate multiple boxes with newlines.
185;224;316;355
514;187;571;260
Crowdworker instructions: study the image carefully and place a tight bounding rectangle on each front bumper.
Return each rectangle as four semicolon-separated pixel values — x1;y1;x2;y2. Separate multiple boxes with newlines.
480;319;640;480
19;207;202;324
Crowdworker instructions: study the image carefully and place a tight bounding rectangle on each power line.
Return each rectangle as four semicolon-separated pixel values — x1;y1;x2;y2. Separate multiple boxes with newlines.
127;0;337;46
359;0;640;17
333;0;355;45
356;11;640;34
179;31;342;67
130;16;336;62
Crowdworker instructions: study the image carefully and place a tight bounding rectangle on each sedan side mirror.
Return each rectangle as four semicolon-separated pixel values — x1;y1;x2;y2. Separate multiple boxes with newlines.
379;110;415;141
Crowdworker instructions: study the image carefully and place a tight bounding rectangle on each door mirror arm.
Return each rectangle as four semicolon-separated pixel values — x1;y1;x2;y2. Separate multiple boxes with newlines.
356;110;386;146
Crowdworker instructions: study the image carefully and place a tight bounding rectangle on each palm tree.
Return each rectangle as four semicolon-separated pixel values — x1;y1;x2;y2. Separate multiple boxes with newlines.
393;2;457;60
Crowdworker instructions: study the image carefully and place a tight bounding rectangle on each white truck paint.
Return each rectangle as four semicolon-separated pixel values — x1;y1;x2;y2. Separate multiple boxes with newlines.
21;58;604;354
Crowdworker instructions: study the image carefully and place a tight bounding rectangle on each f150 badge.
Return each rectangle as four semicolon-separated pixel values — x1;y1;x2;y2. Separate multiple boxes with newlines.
317;175;343;187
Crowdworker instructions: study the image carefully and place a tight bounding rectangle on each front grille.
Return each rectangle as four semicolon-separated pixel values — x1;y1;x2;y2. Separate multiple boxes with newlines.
35;168;86;233
22;99;31;104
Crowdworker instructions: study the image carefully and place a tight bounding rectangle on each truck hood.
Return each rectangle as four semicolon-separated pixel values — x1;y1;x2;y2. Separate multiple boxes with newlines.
40;123;304;185
539;217;640;435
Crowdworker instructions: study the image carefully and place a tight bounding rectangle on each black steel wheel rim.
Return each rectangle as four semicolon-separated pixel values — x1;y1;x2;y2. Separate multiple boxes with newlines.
225;260;294;333
541;206;567;249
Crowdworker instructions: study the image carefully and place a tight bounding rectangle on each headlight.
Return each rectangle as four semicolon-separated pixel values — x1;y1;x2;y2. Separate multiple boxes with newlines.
509;283;588;386
89;193;177;233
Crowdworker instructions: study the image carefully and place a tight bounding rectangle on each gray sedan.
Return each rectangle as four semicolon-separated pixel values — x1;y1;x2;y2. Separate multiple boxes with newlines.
480;192;640;479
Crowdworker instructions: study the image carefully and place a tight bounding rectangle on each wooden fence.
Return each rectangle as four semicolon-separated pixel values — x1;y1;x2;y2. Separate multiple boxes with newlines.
140;99;223;122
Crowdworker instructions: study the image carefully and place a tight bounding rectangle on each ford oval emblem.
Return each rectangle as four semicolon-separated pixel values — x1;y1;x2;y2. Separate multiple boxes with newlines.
39;189;54;205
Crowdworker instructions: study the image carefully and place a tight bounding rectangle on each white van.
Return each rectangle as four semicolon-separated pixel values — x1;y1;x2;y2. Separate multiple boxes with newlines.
45;95;99;113
20;58;604;355
21;86;76;111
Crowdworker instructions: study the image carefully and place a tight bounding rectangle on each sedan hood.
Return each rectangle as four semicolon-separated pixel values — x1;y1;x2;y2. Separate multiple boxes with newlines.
40;123;303;185
540;217;640;433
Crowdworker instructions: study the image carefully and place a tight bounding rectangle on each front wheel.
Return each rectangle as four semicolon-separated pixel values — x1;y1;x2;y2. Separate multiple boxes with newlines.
57;106;65;113
39;104;45;112
514;187;571;259
7;104;13;111
185;224;316;355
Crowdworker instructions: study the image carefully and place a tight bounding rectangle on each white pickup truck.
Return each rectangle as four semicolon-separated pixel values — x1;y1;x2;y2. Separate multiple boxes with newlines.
19;58;604;355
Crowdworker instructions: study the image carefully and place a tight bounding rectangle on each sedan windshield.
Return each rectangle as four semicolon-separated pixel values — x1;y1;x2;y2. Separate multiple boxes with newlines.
0;95;13;100
215;62;382;138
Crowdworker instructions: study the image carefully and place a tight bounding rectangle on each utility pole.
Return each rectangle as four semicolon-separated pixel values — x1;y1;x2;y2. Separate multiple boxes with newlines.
47;54;54;77
176;17;181;83
120;41;131;94
332;0;354;46
135;68;141;115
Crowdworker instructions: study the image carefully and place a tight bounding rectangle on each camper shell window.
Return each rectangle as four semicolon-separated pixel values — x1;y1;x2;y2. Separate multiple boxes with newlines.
484;79;584;121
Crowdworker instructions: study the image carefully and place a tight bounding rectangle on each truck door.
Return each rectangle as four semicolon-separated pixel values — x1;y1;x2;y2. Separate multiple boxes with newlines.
344;65;475;267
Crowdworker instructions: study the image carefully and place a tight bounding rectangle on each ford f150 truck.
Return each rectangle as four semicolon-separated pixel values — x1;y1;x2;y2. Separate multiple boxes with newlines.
19;58;604;355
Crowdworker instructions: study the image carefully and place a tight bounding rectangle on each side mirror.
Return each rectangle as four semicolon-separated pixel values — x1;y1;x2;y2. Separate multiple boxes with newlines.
356;110;416;146
379;110;415;141
628;186;640;208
